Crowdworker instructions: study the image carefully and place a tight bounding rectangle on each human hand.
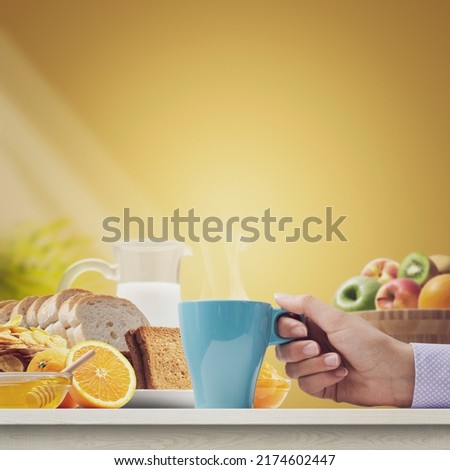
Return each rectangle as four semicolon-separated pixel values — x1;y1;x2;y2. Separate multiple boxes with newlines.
275;294;415;407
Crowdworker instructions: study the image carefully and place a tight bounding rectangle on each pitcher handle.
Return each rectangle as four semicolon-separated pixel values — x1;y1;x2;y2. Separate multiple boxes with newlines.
58;258;118;292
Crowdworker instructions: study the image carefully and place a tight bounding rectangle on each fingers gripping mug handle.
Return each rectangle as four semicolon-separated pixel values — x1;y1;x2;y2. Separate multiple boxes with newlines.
58;258;118;292
269;308;305;345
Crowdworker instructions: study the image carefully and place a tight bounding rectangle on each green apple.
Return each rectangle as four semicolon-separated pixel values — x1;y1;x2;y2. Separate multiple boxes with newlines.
333;276;381;312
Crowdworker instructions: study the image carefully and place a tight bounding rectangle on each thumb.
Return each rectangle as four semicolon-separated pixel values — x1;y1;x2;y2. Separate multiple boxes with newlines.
274;293;346;334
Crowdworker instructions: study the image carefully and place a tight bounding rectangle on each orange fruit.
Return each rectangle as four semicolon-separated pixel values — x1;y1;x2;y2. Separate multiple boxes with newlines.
66;340;136;409
418;274;450;309
27;348;69;373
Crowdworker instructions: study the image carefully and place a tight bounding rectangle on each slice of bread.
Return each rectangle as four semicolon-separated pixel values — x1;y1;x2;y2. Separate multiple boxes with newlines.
59;292;91;328
66;327;76;347
37;289;91;329
72;324;85;345
66;295;149;350
51;320;68;340
44;323;55;335
26;295;52;328
125;328;146;389
0;301;19;325
11;296;38;326
0;300;15;309
133;326;192;390
63;315;87;347
121;350;133;371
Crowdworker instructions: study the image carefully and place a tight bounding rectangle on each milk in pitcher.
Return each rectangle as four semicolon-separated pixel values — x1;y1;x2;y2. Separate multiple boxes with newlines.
117;281;181;327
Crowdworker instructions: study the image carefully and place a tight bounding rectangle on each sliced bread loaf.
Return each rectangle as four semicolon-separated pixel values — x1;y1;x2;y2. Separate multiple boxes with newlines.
59;292;91;328
65;295;149;350
44;323;55;335
72;324;85;345
37;289;91;329
66;327;76;347
51;320;68;340
25;295;52;328
0;300;15;309
0;301;16;324
11;296;38;326
0;301;19;325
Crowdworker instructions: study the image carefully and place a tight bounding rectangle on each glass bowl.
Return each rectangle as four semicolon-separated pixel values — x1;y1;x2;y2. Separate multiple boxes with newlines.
253;378;291;409
253;361;291;408
0;372;72;409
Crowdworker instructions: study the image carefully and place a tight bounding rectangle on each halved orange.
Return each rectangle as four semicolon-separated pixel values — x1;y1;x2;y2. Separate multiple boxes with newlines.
66;340;136;409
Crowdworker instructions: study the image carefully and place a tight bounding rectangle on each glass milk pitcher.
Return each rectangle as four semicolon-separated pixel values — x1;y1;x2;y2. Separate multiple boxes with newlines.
58;240;192;327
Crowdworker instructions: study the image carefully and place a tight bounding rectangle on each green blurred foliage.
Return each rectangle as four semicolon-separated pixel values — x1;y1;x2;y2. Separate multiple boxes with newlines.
0;220;92;300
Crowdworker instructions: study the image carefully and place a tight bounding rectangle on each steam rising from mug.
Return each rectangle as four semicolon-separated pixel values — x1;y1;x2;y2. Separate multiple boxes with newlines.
199;233;249;300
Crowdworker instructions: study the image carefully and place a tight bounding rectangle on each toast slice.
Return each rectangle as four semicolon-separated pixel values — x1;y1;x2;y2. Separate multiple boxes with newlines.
133;326;192;390
125;329;147;389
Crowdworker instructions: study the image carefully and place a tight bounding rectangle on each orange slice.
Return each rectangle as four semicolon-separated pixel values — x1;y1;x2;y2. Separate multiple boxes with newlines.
66;340;136;408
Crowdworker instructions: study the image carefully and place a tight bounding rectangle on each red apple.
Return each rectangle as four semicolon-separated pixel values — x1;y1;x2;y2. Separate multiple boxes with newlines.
375;278;421;310
361;258;399;285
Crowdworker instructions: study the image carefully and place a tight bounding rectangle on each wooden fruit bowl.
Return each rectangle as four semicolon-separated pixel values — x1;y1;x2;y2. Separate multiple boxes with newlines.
356;309;450;344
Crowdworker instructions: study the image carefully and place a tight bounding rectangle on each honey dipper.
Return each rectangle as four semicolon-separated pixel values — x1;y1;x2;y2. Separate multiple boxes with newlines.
26;350;95;408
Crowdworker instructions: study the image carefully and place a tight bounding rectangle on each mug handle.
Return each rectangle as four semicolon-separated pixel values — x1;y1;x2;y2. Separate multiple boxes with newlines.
269;308;306;345
57;258;118;292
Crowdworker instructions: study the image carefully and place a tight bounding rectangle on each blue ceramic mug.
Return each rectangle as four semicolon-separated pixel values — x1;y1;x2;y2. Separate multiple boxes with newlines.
178;300;303;408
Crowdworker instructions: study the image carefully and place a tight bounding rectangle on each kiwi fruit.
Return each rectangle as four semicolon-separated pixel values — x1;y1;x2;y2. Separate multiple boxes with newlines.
398;252;438;286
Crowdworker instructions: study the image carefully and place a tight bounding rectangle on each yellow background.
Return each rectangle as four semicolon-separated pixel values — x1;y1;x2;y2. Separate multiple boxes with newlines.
0;0;449;408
